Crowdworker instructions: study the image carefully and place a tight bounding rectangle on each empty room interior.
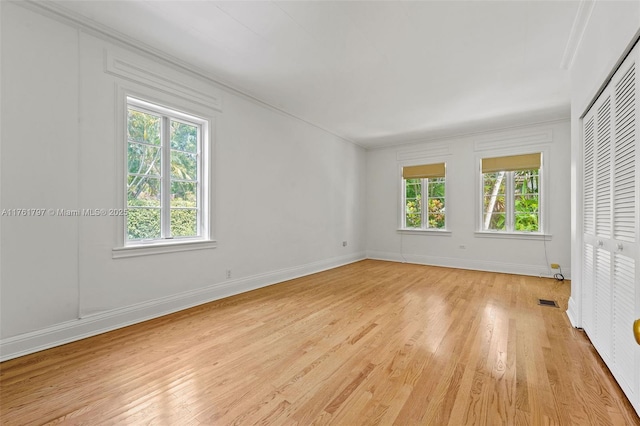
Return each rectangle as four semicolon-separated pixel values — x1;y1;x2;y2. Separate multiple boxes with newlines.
1;0;640;424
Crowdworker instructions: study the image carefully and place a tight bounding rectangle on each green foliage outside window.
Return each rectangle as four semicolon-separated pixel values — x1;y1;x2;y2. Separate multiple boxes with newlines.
405;179;422;227
483;172;506;230
126;107;200;240
405;178;445;229
514;170;539;231
427;178;445;229
127;200;198;240
483;169;539;232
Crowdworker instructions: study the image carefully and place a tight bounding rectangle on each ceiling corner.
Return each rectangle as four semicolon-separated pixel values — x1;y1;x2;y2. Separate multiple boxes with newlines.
560;0;596;71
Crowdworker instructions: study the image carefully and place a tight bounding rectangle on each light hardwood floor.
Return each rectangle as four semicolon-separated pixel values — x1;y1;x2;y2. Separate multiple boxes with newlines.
1;260;638;425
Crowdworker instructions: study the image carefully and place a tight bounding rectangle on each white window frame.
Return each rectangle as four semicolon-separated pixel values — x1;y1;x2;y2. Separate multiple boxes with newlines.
113;88;216;258
475;149;551;240
481;170;540;232
398;163;451;235
402;177;447;229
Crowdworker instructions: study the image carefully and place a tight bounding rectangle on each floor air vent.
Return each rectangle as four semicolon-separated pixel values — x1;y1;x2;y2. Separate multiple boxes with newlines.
538;299;559;308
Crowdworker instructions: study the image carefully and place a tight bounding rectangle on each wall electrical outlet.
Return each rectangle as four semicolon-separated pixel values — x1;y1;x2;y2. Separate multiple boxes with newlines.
550;263;560;270
342;241;348;247
226;269;232;279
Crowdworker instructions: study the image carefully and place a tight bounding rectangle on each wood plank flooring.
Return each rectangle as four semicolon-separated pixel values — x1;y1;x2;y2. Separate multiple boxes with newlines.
1;260;638;425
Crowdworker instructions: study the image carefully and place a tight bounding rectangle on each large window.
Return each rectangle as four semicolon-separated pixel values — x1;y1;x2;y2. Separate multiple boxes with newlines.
481;153;541;232
402;163;446;230
126;97;208;243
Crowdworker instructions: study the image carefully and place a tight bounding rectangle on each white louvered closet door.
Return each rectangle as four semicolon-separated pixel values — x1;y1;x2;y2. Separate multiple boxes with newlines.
596;96;613;360
582;116;595;332
611;59;638;405
582;43;640;417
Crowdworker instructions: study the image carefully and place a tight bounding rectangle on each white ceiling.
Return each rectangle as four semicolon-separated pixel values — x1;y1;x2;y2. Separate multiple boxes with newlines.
52;0;580;148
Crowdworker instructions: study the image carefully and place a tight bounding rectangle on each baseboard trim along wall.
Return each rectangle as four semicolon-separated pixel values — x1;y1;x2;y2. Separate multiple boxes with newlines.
566;297;581;328
366;250;572;280
0;252;366;362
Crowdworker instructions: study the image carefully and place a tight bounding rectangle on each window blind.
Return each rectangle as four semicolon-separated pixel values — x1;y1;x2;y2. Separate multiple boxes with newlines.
402;163;445;179
481;153;541;173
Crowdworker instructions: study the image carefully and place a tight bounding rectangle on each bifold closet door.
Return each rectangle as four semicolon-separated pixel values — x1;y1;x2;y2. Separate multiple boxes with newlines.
611;55;638;405
581;42;639;416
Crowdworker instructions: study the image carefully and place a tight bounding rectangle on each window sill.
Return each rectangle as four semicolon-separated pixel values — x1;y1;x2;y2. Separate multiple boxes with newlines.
397;228;452;236
474;231;551;241
112;239;217;259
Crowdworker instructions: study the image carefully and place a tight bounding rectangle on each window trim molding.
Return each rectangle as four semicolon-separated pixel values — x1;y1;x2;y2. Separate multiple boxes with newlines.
474;231;552;241
475;146;550;236
112;83;217;258
112;239;218;259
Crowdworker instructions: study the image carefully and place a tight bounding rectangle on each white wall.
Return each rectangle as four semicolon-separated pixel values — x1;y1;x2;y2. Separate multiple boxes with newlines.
0;3;366;360
1;3;80;337
567;0;640;327
366;120;572;278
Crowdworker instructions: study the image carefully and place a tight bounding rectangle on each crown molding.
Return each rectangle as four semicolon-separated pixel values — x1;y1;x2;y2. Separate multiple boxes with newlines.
17;0;363;149
560;0;596;70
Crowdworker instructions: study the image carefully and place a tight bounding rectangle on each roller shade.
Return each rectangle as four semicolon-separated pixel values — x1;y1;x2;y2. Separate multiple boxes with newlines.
482;153;541;173
402;163;445;179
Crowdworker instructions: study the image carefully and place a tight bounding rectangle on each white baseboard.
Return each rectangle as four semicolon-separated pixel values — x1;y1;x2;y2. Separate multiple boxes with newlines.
366;250;572;280
566;296;581;328
0;252;365;362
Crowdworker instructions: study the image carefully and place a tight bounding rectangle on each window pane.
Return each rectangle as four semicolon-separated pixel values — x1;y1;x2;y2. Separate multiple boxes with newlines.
171;151;197;181
515;166;539;232
484;213;506;230
428;197;445;211
483;195;505;213
128;143;161;175
171;121;198;153
481;166;541;233
428;213;445;228
483;172;506;195
514;169;539;195
427;178;445;197
405;179;420;198
127;208;161;240
483;171;506;230
428;197;445;228
128;109;160;145
406;211;421;228
171;209;198;237
171;181;197;208
515;195;538;213
405;179;421;228
128;176;161;207
515;213;539;232
126;99;206;243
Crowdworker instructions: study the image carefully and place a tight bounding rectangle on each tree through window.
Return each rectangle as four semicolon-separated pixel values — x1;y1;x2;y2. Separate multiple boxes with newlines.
481;153;541;233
